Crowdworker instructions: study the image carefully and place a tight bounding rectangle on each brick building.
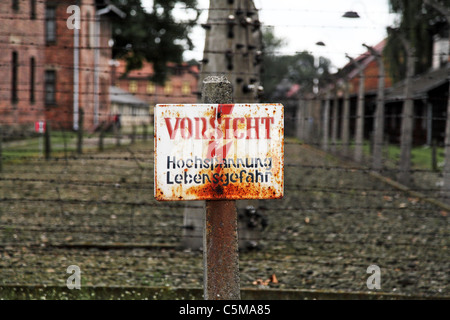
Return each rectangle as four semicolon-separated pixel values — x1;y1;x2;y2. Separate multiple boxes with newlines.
44;0;124;131
0;0;46;132
112;60;200;120
334;39;394;140
0;0;124;134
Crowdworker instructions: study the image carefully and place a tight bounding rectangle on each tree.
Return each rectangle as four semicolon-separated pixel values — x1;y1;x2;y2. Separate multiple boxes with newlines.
260;28;331;101
110;0;199;84
384;0;448;82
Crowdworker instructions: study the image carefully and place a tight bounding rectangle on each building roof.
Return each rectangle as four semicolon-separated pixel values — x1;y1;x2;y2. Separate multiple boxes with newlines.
341;39;386;80
116;60;199;79
385;65;449;102
109;86;148;106
95;0;126;18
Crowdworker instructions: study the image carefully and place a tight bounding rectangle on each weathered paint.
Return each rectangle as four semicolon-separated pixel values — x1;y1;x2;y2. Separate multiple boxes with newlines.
154;103;284;201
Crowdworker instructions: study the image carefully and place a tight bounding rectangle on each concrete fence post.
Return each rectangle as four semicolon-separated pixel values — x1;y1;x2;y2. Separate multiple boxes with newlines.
396;33;416;186
363;44;386;171
44;121;51;160
341;79;350;157
322;90;330;152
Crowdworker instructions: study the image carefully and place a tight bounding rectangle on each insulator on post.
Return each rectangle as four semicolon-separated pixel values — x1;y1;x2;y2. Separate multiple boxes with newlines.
249;78;257;84
236;77;244;84
242;84;255;94
252;20;261;32
254;50;263;65
257;85;264;96
225;50;233;71
227;15;236;38
246;10;256;17
236;43;245;50
240;16;251;27
248;44;256;51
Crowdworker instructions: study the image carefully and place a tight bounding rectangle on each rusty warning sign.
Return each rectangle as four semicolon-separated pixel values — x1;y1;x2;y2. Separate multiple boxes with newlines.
154;103;284;201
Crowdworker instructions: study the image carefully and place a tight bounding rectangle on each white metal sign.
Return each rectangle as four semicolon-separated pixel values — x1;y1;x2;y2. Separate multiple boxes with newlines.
154;104;284;201
35;121;46;133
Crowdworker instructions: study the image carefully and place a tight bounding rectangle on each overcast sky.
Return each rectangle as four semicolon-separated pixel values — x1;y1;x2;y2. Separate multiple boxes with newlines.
142;0;399;71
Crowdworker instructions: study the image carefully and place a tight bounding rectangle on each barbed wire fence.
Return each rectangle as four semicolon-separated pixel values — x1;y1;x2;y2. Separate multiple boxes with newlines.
0;114;449;297
0;1;449;299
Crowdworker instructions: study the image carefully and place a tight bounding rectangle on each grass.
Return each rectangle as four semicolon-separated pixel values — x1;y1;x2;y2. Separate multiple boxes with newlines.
1;126;154;162
327;139;445;171
360;141;444;170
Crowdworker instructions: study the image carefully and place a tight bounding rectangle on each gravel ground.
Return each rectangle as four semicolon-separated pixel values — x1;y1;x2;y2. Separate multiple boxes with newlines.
0;140;448;298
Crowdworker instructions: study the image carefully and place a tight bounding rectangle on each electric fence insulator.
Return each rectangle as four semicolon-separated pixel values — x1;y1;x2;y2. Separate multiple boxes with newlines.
227;15;236;38
225;50;234;71
242;84;255;94
252;20;261;32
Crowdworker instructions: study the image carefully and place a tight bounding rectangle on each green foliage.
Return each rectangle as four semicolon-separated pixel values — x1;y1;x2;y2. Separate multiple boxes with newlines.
384;0;448;82
110;0;199;84
260;28;331;101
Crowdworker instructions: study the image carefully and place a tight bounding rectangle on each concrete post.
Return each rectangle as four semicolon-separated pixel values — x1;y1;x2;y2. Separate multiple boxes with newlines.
331;87;339;153
341;79;350;157
363;43;385;171
322;90;330;151
184;0;263;250
44;121;51;160
346;54;365;163
423;0;450;201
396;33;416;185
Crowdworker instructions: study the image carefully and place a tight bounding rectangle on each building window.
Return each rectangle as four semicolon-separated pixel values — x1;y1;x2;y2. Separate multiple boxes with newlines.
12;0;19;11
182;81;191;95
129;81;138;93
164;81;173;95
30;57;35;104
146;81;155;94
30;0;36;19
11;51;18;104
45;70;56;105
45;6;56;44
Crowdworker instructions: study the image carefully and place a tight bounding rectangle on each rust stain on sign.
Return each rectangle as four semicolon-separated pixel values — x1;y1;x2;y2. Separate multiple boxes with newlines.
154;104;284;201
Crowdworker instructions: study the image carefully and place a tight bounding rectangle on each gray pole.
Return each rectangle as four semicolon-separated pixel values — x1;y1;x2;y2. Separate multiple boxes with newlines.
341;79;350;157
296;98;305;141
44;121;51;160
183;0;262;250
202;76;240;300
346;54;365;163
322;90;330;151
331;87;339;153
363;44;385;171
199;0;262;102
395;32;416;185
423;0;450;201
